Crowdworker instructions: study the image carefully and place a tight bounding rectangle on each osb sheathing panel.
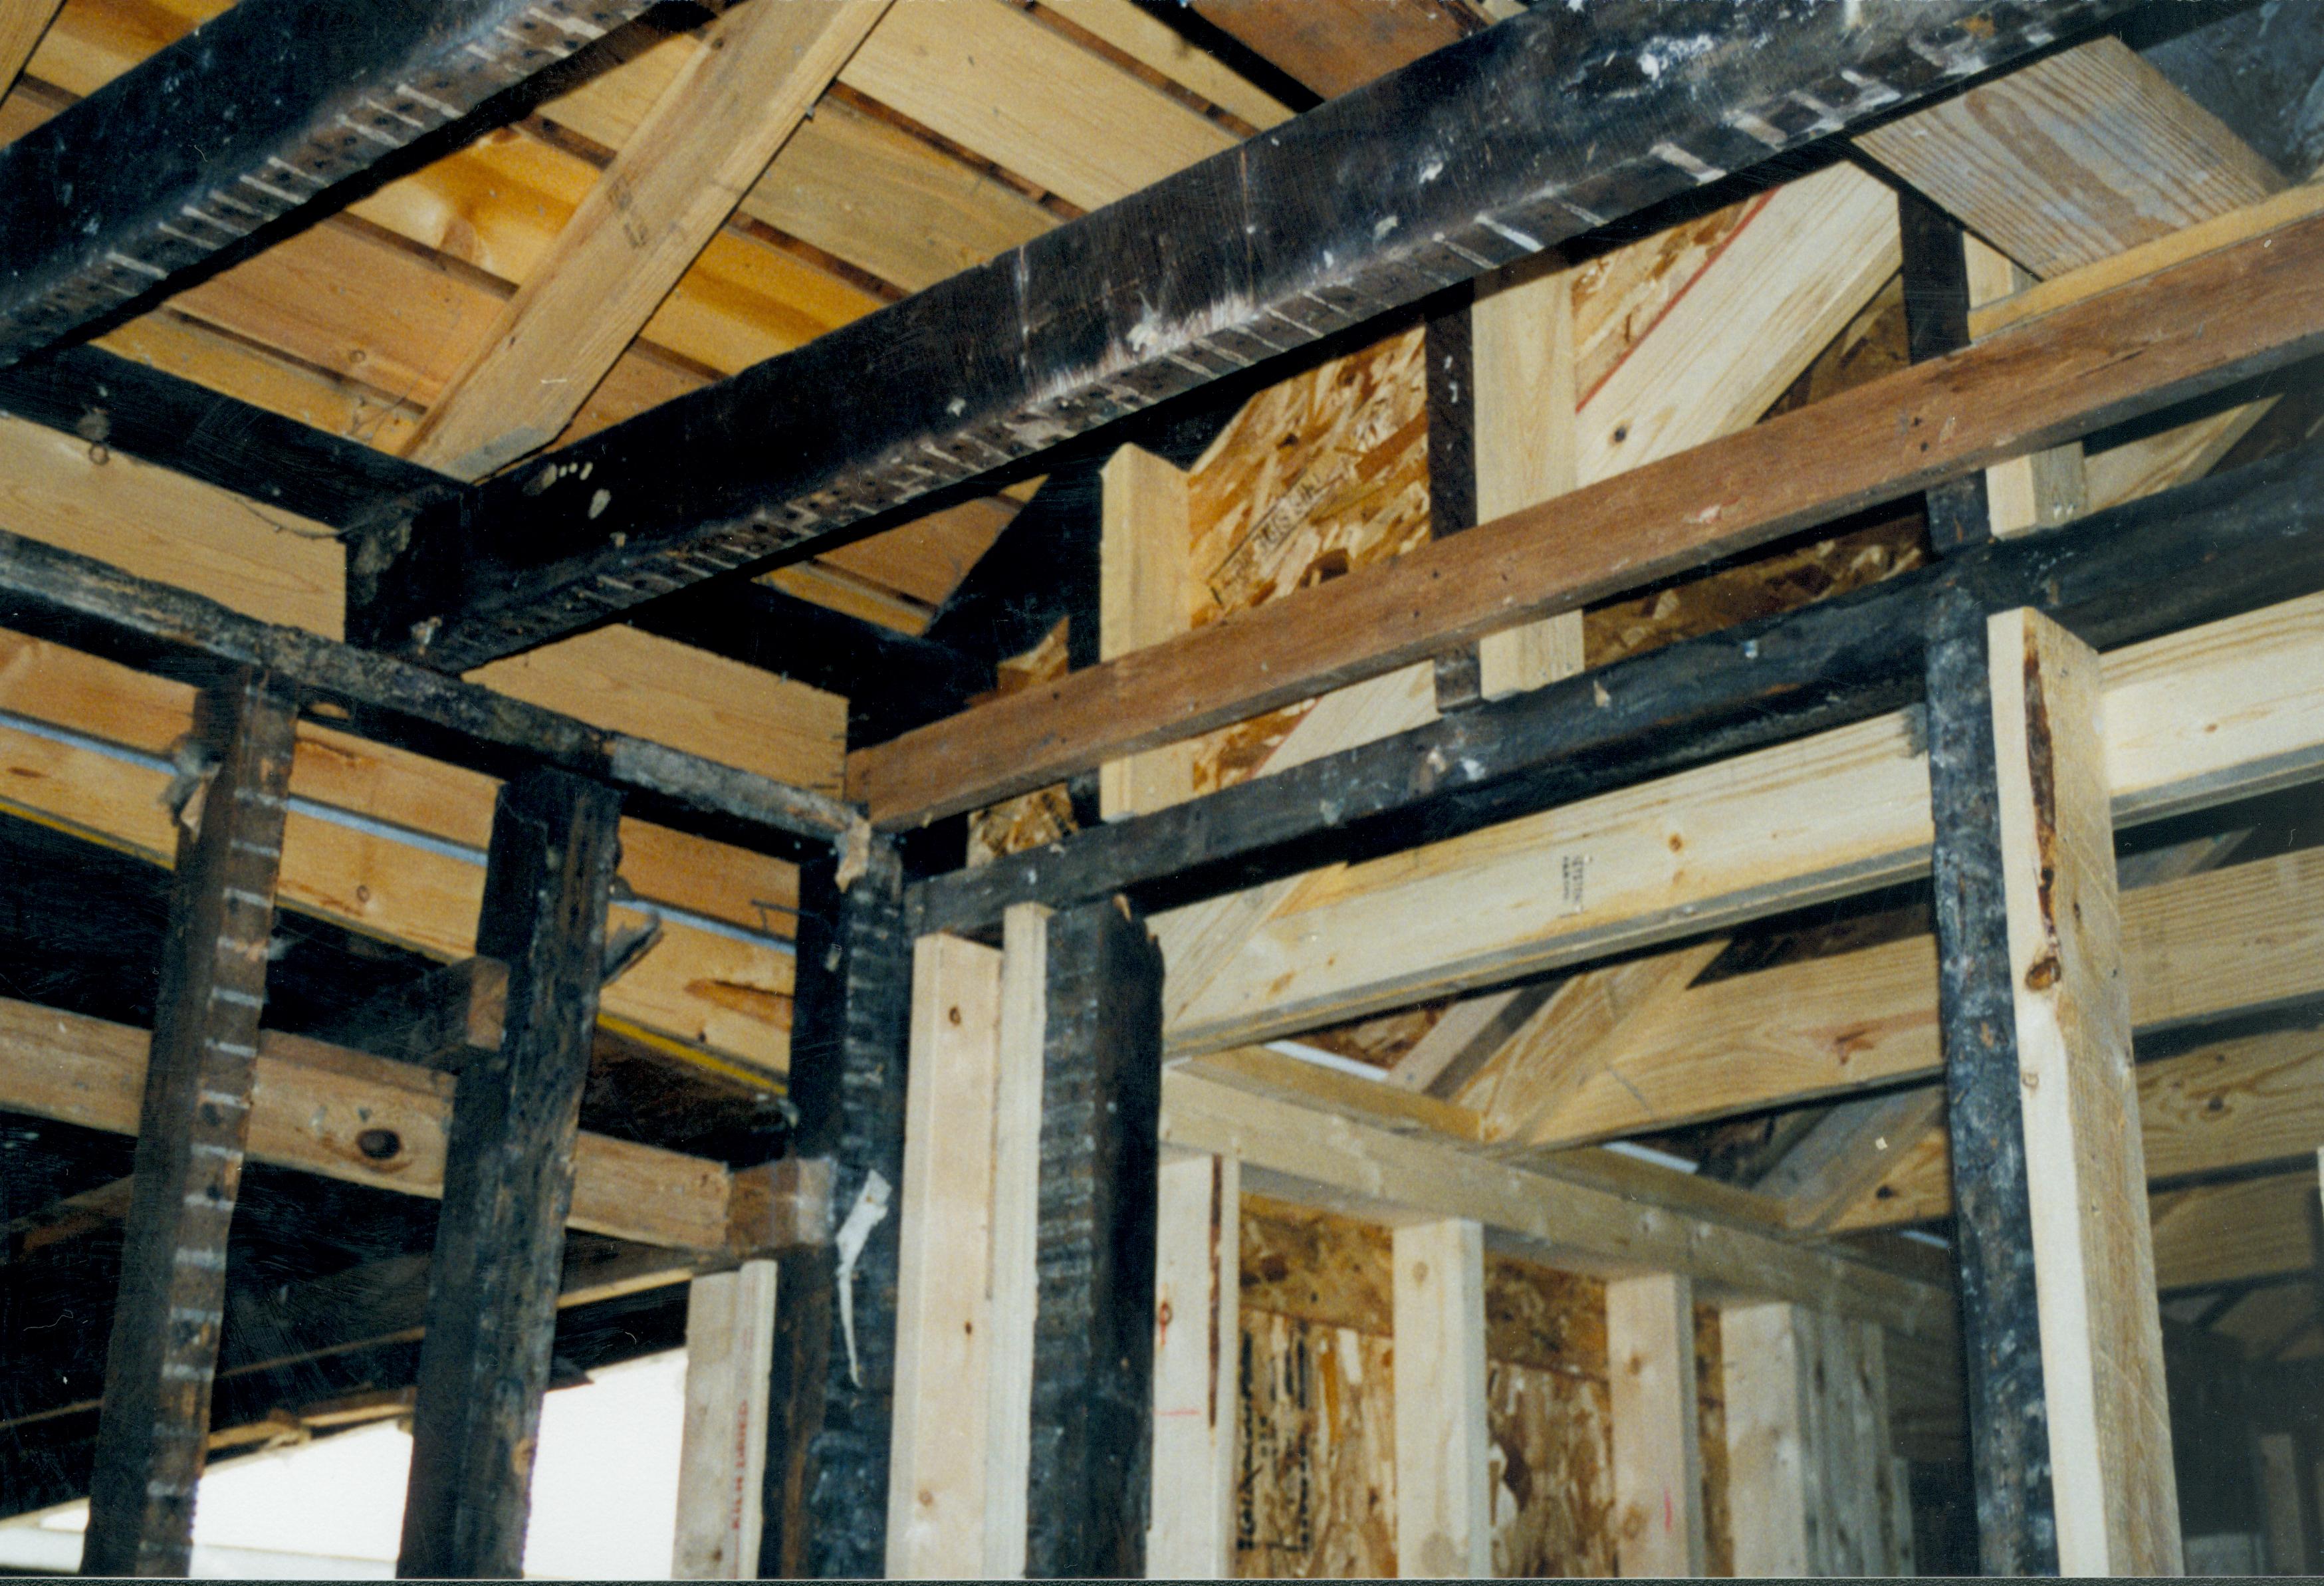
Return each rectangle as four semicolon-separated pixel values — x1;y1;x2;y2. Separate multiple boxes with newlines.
1236;1196;1724;1578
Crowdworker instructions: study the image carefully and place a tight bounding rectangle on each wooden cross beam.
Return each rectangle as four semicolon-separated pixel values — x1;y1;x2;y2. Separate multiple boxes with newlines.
350;0;2133;673
915;435;2324;937
0;525;859;848
80;668;296;1577
399;768;624;1578
0;0;661;368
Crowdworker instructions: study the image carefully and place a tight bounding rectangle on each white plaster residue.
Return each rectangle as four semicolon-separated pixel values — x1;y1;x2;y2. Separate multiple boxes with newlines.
1635;33;1716;83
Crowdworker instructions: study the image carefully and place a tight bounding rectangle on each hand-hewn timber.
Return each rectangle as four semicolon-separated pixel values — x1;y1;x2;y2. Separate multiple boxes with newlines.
0;526;858;848
913;440;2324;935
352;0;2131;673
1922;591;2056;1575
1026;897;1166;1577
0;344;451;532
759;844;913;1579
398;769;624;1579
1896;187;1992;554
0;0;658;367
80;669;296;1578
857;205;2324;828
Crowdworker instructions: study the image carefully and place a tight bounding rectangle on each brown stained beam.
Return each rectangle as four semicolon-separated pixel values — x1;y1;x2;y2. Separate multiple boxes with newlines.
80;669;296;1577
398;768;624;1579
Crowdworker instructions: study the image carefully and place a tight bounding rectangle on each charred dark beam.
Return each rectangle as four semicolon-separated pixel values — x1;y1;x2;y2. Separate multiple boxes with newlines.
81;670;296;1577
0;526;859;848
0;344;452;532
399;768;623;1579
759;842;911;1577
353;0;2135;673
913;439;2324;935
304;955;508;1072
0;0;657;368
1026;897;1166;1578
1896;184;1992;553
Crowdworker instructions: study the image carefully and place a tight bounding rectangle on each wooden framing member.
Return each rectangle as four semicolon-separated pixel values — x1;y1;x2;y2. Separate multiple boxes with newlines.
1720;1302;1908;1575
0;0;663;365
1605;1272;1704;1577
80;669;296;1577
854;198;2324;828
361;0;2122;671
885;931;1005;1575
1924;601;2178;1573
1145;1149;1240;1578
1027;897;1167;1577
674;1260;780;1580
404;0;892;481
759;844;912;1578
399;768;625;1578
1098;445;1198;820
1392;1216;1490;1578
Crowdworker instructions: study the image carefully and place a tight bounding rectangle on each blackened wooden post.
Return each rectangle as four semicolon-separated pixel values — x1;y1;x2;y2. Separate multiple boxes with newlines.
397;768;622;1579
1026;895;1165;1577
82;669;296;1577
1426;293;1485;712
1898;187;1992;555
1923;587;2054;1573
756;840;911;1578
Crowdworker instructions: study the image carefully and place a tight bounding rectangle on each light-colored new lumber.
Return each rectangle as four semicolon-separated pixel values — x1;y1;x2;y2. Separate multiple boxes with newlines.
1391;1217;1490;1578
983;903;1048;1577
1606;1272;1704;1577
886;932;1007;1577
2149;1171;2321;1292
839;0;1236;210
0;1;64;99
673;1260;778;1579
403;0;889;481
1754;1087;1947;1234
1100;445;1198;820
1986;607;2177;1574
1964;236;2088;538
1857;36;2282;279
1160;587;2324;1052
0;995;730;1250
1159;1068;1950;1338
1145;1149;1240;1579
1471;259;1581;699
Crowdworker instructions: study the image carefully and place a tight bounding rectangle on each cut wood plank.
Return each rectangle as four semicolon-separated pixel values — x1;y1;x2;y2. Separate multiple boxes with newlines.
1981;606;2178;1573
985;902;1048;1577
1046;0;1293;128
0;992;732;1251
673;1260;778;1580
1605;1272;1703;1577
1159;1068;1950;1339
0;1;64;101
1964;235;2088;538
1754;1087;1947;1234
840;0;1236;209
2148;1171;2320;1292
1145;1149;1240;1579
1158;586;2324;1052
1100;444;1197;820
404;0;889;481
1471;259;1579;700
1392;1216;1490;1578
1857;36;2284;279
1189;0;1469;98
886;931;1006;1577
851;199;2324;826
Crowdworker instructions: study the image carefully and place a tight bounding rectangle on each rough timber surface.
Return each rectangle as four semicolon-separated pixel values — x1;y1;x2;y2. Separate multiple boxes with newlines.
858;203;2324;828
913;440;2324;933
0;524;858;847
357;0;2133;672
0;0;657;366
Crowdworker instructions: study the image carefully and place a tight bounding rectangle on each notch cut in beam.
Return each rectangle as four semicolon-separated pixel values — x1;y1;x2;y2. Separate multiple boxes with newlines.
856;199;2324;829
354;0;2130;673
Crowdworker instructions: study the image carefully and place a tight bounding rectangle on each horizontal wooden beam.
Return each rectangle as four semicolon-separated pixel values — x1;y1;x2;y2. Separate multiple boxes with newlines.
0;0;658;366
1158;583;2324;1050
860;201;2324;828
915;439;2324;935
352;0;2129;671
1158;1066;1950;1340
0;526;860;848
0;993;731;1251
